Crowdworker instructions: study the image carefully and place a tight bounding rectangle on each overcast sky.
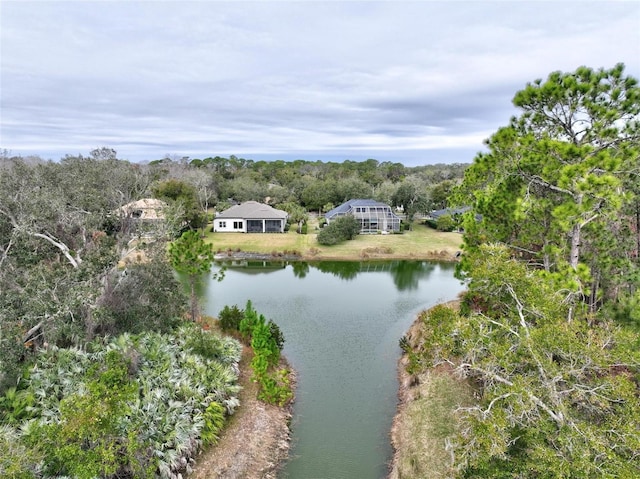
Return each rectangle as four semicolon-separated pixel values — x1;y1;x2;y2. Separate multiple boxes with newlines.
1;1;639;166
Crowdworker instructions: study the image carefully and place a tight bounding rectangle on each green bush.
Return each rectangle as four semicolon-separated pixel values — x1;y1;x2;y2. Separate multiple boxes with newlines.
96;248;187;336
0;387;35;425
317;226;341;245
436;214;456;232
424;218;438;229
240;300;292;406
268;320;285;352
251;318;279;367
317;215;360;245
3;327;242;479
201;401;226;446
0;424;44;479
257;369;293;406
239;300;259;342
32;350;140;479
219;304;245;331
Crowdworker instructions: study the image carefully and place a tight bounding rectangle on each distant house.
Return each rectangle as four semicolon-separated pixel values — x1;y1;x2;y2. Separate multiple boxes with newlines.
325;199;401;234
427;207;482;222
427;207;471;220
113;198;169;236
117;198;168;221
213;201;288;233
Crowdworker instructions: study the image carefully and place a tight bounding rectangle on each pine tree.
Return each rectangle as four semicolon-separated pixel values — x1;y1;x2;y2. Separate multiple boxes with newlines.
168;230;215;322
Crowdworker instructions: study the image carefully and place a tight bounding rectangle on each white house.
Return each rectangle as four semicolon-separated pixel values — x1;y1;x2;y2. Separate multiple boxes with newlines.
213;201;288;233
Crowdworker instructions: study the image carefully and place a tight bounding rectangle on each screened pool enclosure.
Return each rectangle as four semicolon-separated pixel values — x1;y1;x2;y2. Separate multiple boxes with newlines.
325;199;401;234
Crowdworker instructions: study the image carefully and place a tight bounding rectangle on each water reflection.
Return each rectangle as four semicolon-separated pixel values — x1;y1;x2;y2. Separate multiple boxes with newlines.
291;261;309;278
216;259;440;290
311;260;362;280
390;260;435;291
214;259;287;274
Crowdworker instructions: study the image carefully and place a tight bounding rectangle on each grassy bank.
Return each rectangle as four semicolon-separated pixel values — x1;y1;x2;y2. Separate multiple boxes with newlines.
204;220;463;261
390;369;473;479
389;303;474;479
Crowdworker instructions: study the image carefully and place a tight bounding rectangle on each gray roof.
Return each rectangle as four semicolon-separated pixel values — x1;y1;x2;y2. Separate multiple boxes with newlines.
325;199;395;219
216;201;288;220
430;207;470;219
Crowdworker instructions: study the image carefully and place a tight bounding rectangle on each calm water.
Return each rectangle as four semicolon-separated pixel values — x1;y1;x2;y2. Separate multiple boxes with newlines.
198;260;465;479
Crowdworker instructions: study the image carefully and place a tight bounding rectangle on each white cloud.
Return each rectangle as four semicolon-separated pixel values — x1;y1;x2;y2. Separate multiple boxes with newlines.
1;1;638;165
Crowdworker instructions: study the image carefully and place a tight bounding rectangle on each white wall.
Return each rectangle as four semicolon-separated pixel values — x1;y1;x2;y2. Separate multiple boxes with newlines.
213;218;247;233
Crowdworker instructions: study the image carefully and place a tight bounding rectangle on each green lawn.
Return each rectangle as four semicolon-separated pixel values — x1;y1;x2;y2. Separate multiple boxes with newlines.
204;220;463;261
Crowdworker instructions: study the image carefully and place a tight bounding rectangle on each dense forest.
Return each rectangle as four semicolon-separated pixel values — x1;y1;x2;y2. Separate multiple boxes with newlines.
397;64;640;478
0;144;464;477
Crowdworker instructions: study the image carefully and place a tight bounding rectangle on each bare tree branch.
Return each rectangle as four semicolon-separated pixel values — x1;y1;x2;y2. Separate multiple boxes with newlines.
32;232;81;268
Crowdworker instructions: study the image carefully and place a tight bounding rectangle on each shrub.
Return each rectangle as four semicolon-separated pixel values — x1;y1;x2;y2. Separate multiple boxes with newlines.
257;369;293;406
424;218;438;229
201;401;226;446
436;214;456;232
218;304;245;331
251;318;279;366
239;300;259;341
268;320;285;351
317;215;360;245
317;226;341;245
0;387;35;425
96;246;187;336
240;300;292;406
11;327;242;479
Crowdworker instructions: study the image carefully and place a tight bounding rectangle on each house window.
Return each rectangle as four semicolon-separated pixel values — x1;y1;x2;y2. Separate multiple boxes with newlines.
233;221;242;229
219;221;226;228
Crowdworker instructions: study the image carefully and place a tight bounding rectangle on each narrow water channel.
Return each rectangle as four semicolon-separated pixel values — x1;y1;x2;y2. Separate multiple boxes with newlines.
199;260;465;479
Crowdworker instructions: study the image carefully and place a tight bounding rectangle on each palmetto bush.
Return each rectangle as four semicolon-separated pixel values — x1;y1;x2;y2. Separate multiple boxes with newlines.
1;324;241;479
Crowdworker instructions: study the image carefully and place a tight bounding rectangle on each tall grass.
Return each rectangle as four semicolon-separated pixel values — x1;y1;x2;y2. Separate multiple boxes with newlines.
392;371;473;479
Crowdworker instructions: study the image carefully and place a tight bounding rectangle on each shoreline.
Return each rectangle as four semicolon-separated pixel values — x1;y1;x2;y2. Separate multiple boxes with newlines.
388;310;424;479
190;346;296;479
388;300;466;479
214;249;460;263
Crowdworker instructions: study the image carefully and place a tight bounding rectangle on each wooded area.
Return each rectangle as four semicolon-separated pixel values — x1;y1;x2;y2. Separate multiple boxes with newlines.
399;63;640;478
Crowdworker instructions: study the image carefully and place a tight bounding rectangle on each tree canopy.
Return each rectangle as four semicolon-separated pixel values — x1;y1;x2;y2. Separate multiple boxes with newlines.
454;63;640;318
407;64;640;478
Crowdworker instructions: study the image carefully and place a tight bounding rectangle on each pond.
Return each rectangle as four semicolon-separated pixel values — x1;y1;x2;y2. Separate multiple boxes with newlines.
198;260;465;479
